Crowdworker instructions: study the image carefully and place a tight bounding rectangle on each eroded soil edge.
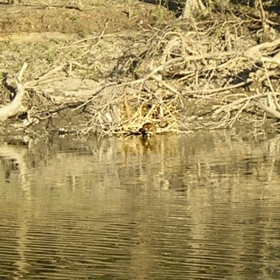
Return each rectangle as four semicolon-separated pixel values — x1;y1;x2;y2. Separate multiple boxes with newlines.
1;1;280;139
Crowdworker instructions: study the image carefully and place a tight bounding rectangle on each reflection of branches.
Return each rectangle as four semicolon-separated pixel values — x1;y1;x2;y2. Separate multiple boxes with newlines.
0;144;32;278
0;144;30;190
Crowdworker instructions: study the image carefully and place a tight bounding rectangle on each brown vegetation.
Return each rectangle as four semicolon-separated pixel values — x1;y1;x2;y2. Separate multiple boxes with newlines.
1;0;280;137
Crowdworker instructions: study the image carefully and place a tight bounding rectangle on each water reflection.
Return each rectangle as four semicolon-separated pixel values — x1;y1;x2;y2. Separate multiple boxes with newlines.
0;131;280;279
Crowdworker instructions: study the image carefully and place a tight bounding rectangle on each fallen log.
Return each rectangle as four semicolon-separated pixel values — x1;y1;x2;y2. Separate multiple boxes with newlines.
0;62;28;121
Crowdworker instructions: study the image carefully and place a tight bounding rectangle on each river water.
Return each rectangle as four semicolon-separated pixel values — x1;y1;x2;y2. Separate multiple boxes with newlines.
0;131;280;279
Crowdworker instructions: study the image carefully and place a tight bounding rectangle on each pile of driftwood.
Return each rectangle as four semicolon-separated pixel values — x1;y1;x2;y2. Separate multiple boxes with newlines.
3;11;280;136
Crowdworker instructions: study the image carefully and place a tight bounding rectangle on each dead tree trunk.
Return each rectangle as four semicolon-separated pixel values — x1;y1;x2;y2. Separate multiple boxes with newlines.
182;0;208;18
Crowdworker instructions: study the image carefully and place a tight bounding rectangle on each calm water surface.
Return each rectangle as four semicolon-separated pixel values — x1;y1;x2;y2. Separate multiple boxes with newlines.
0;131;280;279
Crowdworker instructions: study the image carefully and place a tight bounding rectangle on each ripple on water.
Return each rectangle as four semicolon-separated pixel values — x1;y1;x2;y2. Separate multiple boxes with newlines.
0;133;280;279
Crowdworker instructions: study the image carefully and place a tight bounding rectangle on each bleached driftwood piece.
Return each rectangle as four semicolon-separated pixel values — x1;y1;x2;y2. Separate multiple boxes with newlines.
0;62;28;121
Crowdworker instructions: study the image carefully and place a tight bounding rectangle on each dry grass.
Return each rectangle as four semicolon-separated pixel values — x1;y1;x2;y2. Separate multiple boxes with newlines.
2;1;280;137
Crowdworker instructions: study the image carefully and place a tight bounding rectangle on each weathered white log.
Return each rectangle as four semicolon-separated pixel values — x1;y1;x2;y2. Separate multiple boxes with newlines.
0;62;27;121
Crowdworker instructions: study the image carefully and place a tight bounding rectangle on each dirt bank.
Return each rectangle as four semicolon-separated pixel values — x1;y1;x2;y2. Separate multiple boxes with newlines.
1;0;280;139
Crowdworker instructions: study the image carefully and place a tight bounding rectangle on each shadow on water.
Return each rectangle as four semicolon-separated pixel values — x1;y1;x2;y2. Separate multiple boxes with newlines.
1;131;280;279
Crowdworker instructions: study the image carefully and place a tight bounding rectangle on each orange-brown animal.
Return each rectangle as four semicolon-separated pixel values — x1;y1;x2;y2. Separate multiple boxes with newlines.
139;122;156;138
